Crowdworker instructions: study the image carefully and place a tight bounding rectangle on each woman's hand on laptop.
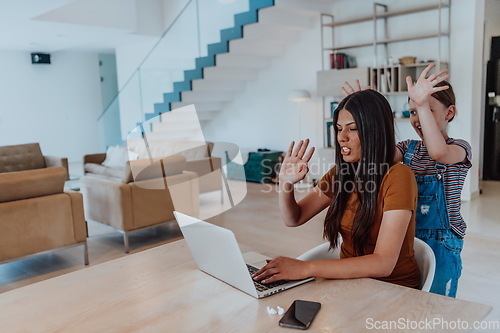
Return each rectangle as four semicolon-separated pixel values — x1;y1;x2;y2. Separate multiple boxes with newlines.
252;257;312;284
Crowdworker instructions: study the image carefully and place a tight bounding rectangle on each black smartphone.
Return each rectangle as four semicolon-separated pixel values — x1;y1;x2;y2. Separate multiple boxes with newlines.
278;300;321;330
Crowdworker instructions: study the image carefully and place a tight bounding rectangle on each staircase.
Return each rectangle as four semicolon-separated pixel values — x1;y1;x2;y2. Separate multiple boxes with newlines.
144;0;330;141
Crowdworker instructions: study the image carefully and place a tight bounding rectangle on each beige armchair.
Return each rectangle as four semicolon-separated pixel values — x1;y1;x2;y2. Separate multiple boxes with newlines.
0;143;69;179
126;139;223;200
80;154;199;253
0;167;88;265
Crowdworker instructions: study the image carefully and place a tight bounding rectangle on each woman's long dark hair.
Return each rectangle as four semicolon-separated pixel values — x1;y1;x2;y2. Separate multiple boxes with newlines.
324;90;396;256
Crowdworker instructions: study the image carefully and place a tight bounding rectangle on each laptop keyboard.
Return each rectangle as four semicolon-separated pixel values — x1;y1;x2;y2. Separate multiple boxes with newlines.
246;264;288;292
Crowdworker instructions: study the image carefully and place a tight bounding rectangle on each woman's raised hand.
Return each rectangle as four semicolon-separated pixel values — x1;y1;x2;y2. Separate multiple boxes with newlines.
341;79;371;96
279;139;315;185
406;63;450;106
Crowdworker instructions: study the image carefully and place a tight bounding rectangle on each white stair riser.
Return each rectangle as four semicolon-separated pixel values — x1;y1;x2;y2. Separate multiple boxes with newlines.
215;54;272;68
274;0;333;17
145;131;201;141
152;122;201;132
160;111;218;122
203;67;259;81
181;91;234;103
171;101;227;112
243;23;300;43
192;80;246;92
258;7;312;28
229;39;287;56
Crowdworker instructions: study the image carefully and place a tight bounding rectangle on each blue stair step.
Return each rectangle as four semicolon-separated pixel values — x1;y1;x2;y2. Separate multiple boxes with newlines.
195;56;216;69
134;121;149;132
249;0;274;11
207;42;229;56
174;81;191;93
153;102;168;115
220;27;243;43
184;68;204;81
234;11;258;29
163;91;181;104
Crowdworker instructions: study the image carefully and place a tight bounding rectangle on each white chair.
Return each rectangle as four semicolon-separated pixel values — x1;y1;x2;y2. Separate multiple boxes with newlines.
413;237;436;292
297;237;435;292
296;240;341;261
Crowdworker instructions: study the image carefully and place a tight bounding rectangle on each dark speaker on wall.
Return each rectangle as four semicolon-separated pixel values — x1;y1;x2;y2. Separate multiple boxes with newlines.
31;53;51;64
491;36;500;60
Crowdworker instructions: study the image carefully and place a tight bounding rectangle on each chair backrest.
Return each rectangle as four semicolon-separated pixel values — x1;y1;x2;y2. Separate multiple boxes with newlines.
0;143;45;173
413;237;436;292
296;241;340;261
298;237;436;292
0;167;66;203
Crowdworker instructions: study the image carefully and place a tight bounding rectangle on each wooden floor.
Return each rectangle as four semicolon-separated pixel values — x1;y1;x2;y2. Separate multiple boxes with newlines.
1;180;499;323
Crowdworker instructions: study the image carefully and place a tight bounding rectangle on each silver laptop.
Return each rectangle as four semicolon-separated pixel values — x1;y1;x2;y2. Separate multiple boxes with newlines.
174;211;314;298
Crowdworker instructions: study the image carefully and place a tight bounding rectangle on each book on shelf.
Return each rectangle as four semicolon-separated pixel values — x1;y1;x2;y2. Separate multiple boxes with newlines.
386;70;392;91
329;53;357;70
325;121;334;147
330;101;339;118
371;68;378;91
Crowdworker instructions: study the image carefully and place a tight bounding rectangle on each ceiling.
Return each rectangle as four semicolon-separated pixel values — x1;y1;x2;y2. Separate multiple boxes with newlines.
0;0;337;54
0;0;162;53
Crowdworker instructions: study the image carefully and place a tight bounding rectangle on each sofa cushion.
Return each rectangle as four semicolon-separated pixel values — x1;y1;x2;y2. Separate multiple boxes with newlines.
102;146;138;168
0;143;46;173
84;163;125;180
124;155;186;183
126;139;213;161
0;167;66;203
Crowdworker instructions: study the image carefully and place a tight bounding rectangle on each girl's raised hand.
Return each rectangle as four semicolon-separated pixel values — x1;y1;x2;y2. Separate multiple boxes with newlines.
341;80;371;96
406;63;450;106
279;139;315;185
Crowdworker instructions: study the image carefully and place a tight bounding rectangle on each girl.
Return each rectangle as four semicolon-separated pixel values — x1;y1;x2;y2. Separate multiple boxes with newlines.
252;90;421;288
344;64;472;297
397;65;471;298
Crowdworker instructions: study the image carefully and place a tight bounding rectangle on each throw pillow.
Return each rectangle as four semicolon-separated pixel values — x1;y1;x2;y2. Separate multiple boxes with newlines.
102;146;138;168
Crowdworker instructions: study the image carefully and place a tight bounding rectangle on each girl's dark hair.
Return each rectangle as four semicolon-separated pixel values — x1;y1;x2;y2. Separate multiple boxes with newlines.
432;80;456;122
324;90;395;256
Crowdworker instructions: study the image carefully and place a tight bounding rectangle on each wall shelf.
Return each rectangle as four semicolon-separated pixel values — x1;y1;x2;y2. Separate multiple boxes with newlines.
323;3;449;28
324;33;450;52
318;0;450;147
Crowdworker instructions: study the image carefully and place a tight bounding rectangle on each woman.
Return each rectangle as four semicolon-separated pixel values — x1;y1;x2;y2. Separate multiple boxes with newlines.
252;90;420;288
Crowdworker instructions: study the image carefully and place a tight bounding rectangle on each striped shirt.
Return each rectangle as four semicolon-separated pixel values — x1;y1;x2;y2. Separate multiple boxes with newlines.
396;139;472;238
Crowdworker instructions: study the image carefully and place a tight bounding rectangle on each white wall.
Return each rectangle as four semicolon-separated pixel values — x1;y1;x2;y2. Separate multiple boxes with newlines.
448;0;485;200
0;51;104;162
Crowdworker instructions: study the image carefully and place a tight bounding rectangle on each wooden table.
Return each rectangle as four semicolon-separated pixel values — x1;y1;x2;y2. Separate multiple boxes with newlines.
0;240;491;332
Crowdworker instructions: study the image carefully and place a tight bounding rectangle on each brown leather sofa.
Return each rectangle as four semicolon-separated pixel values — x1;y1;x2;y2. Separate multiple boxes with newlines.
0;143;69;179
0;167;88;265
80;154;199;253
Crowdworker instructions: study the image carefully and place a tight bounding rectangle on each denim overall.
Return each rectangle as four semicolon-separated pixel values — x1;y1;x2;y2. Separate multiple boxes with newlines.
404;141;463;298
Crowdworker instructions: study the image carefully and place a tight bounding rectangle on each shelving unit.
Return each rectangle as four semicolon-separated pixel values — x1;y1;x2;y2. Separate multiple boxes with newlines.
317;0;451;147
